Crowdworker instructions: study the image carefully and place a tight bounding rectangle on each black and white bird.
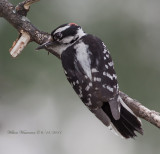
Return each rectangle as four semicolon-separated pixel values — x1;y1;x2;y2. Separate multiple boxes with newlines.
37;23;143;138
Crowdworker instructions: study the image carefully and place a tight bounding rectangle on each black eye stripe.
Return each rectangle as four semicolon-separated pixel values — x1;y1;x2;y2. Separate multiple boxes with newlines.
62;26;80;37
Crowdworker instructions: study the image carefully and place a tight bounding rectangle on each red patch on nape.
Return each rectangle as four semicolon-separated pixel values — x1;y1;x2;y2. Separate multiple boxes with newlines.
69;23;78;26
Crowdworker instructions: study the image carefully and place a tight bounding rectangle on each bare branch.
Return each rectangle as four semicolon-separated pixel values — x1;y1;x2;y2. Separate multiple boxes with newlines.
120;91;160;129
0;0;48;44
0;0;60;58
0;0;160;130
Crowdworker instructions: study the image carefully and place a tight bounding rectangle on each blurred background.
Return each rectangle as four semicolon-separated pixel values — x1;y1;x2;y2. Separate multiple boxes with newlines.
0;0;160;154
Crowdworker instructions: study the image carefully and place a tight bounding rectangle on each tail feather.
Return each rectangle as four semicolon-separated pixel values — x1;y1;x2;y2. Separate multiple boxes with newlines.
102;102;143;139
121;105;143;135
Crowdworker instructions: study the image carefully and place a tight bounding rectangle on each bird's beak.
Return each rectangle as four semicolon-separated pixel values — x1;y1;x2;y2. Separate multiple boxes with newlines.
36;42;53;50
36;37;54;50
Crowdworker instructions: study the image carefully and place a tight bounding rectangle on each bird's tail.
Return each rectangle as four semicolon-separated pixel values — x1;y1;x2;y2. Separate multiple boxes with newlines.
102;98;143;138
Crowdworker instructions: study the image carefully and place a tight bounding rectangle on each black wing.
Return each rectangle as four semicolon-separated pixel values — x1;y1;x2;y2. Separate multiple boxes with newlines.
61;34;119;109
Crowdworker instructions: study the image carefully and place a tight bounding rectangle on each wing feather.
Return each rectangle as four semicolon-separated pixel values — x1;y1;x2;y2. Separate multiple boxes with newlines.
61;34;119;103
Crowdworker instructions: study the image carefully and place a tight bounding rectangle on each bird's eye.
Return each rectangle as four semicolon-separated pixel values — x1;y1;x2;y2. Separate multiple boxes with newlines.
53;32;62;40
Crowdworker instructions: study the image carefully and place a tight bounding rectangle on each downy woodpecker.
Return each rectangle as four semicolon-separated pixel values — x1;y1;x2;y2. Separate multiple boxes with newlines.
36;23;143;138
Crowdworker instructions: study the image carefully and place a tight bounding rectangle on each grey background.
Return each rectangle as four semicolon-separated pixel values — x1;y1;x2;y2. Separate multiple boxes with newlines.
0;0;160;154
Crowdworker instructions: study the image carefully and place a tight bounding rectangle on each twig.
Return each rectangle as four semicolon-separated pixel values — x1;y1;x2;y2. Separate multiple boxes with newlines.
0;0;60;58
0;0;160;129
9;30;30;57
16;0;40;16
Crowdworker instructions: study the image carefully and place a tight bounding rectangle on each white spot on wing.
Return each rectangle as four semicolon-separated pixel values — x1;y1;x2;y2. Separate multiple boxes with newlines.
86;98;92;106
102;42;107;51
103;84;113;92
97;78;101;82
106;53;109;58
75;41;92;80
102;42;110;56
86;101;92;106
94;77;101;82
91;68;98;73
108;61;114;67
117;84;119;89
114;85;117;89
103;72;107;76
106;73;113;80
113;74;117;79
64;70;67;74
103;49;107;54
88;94;92;97
107;86;113;92
78;86;83;98
105;65;108;69
89;82;92;86
85;85;90;91
103;72;113;80
84;75;88;79
85;82;92;91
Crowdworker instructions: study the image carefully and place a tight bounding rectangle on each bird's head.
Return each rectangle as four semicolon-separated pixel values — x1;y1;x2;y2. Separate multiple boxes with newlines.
51;23;85;44
36;23;86;54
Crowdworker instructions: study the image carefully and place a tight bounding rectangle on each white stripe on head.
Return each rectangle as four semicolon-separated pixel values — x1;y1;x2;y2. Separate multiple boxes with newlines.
61;36;75;44
54;25;70;34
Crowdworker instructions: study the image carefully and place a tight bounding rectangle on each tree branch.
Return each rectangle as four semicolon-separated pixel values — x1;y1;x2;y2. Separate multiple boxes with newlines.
120;92;160;128
0;0;60;58
0;0;160;130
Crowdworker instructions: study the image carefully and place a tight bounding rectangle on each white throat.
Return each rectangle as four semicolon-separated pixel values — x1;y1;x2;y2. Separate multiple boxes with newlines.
52;44;72;57
53;28;86;57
